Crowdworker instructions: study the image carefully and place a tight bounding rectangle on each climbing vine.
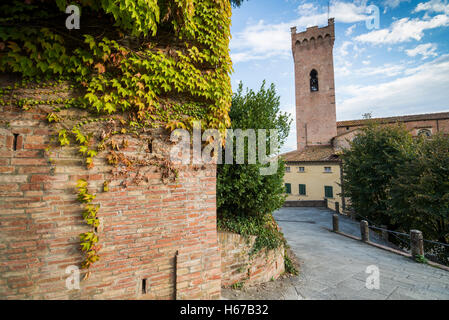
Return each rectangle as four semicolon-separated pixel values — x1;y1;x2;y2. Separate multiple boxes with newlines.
0;0;232;274
76;179;100;278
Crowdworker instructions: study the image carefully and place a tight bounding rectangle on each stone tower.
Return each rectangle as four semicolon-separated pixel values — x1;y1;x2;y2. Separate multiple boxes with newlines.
291;18;337;151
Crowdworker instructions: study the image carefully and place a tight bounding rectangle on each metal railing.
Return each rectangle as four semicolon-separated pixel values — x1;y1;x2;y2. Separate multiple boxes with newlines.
331;212;449;267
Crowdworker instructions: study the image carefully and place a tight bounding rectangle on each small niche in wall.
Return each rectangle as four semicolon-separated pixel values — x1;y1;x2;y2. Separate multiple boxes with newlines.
13;133;19;151
142;278;147;294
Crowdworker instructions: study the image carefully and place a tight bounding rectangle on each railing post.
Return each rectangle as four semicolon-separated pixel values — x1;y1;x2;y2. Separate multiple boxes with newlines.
349;210;356;220
325;198;328;208
410;230;424;257
332;214;339;232
360;220;369;242
335;201;340;214
381;225;389;242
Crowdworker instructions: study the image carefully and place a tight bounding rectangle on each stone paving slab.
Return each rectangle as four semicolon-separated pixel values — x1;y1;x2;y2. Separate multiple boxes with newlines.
274;207;449;300
222;207;449;300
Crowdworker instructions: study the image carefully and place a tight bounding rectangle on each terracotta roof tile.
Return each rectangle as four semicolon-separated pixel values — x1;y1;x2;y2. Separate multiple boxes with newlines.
337;111;449;127
280;145;340;162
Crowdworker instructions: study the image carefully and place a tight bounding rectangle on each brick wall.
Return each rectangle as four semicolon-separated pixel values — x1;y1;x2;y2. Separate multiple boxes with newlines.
218;231;284;287
0;82;221;299
291;19;337;151
336;118;449;136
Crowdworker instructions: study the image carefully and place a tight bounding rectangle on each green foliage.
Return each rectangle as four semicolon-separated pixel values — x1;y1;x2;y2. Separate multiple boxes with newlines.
389;133;449;241
415;254;428;264
76;179;101;272
389;133;449;264
342;126;449;264
0;0;232;132
341;122;415;226
217;82;291;256
1;0;233;274
284;251;298;275
218;213;285;254
217;82;291;218
230;0;247;7
230;281;244;290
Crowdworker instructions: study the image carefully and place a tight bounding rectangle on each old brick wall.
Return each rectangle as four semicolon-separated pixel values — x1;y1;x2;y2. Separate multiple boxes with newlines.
0;82;221;299
218;231;284;287
337;118;449;136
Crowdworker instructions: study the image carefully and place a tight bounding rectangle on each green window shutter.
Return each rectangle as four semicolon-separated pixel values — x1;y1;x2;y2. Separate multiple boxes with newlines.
299;184;306;195
285;183;291;194
324;186;333;198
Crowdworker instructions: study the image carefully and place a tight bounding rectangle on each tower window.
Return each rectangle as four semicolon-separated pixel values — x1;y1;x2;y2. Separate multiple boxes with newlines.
310;69;319;92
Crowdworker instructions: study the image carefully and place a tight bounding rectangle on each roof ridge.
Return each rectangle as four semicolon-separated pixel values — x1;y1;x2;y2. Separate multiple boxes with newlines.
337;111;449;126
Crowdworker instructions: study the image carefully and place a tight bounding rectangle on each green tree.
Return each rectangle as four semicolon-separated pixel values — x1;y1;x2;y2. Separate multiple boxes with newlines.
230;0;247;7
341;123;415;227
216;81;291;253
217;81;291;219
390;133;449;245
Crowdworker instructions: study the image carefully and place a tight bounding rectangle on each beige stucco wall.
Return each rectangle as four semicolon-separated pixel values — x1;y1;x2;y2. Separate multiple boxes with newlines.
283;163;342;211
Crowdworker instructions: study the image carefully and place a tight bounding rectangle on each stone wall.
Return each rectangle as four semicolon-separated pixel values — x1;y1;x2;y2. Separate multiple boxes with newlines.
283;200;326;207
0;82;221;299
218;231;284;287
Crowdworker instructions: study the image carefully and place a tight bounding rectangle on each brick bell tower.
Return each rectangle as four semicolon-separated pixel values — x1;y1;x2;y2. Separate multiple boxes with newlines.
291;18;337;151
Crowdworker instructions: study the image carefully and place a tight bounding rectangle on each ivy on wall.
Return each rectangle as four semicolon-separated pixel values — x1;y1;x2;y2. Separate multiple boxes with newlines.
0;0;232;274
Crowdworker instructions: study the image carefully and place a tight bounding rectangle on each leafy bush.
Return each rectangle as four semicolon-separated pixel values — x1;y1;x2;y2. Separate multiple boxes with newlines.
217;81;291;218
342;125;449;264
218;213;285;254
284;251;299;275
217;81;292;257
341;122;414;227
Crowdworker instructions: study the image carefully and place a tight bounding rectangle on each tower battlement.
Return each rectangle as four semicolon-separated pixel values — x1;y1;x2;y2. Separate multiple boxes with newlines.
291;18;335;56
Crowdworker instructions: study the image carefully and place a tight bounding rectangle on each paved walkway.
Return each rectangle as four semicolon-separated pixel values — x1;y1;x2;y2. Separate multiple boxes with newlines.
223;207;449;300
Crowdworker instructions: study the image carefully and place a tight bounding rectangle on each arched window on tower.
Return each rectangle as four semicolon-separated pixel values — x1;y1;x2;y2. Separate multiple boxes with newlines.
310;69;319;92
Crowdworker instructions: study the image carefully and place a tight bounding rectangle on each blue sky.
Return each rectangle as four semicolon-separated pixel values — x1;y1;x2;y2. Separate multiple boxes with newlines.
230;0;449;152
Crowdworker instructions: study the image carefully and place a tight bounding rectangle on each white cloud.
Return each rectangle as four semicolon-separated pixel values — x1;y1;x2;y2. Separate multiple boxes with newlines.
296;3;318;16
362;60;371;65
414;0;449;14
355;14;449;44
345;24;356;36
406;43;438;59
383;0;411;9
329;1;370;23
337;54;449;119
231;1;372;63
338;41;353;56
230;20;291;63
358;64;406;76
356;0;449;44
336;63;406;80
